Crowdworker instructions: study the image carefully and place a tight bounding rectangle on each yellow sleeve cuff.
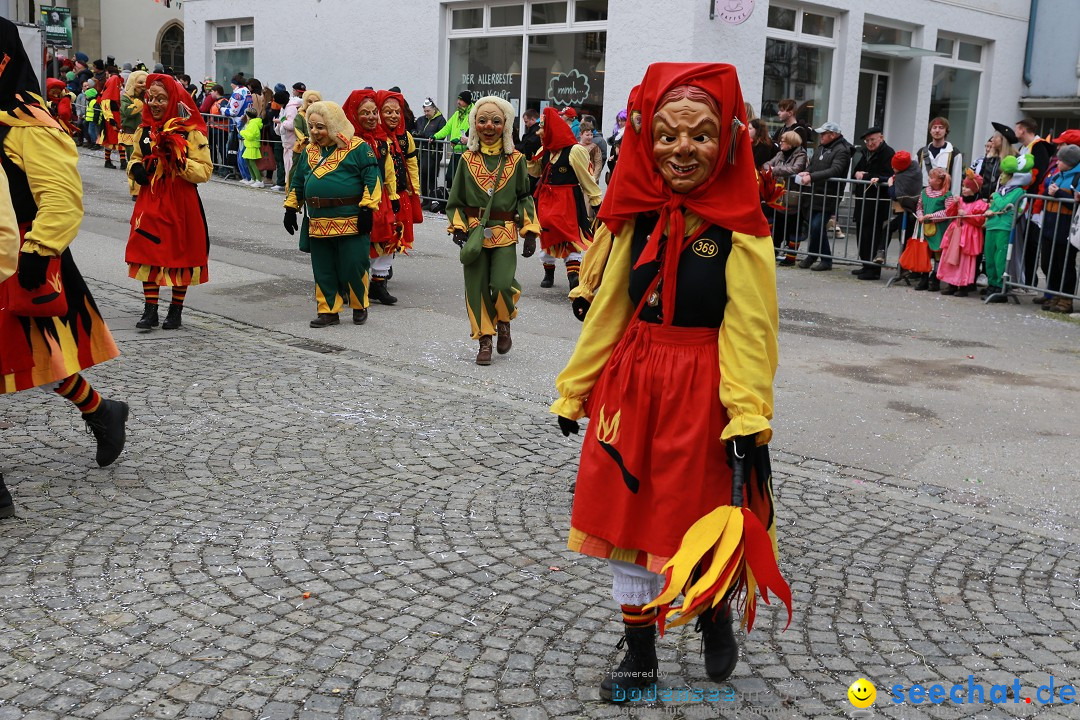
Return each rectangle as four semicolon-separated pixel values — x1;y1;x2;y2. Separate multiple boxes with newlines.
550;396;586;420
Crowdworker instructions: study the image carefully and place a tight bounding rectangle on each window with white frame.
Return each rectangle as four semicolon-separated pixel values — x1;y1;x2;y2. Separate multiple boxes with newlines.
762;4;838;138
212;20;255;89
929;34;985;162
446;1;607;125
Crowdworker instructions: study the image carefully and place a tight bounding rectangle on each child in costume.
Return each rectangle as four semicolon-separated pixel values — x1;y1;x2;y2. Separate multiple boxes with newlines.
982;154;1029;302
445;96;540;365
552;63;791;701
936;172;988;296
0;17;129;518
126;74;213;331
914;167;954;291
531;106;602;291
239;107;264;188
283;100;383;328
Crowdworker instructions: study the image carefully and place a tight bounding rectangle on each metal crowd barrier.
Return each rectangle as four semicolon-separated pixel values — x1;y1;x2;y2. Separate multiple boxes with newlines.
413;137;460;211
201;112;289;188
991;193;1078;307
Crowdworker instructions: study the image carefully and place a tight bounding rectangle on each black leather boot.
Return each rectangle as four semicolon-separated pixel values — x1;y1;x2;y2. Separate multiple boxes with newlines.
83;399;129;468
120;159;128;171
567;272;580;291
928;274;941;292
599;624;658;702
698;604;739;682
370;278;398;305
540;265;555;288
162;304;183;330
914;273;930;291
0;473;14;519
136;303;159;329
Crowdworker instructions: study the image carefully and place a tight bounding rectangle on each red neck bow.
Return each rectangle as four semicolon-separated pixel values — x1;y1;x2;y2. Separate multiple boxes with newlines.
540;106;577;152
344;89;385;150
597;63;769;322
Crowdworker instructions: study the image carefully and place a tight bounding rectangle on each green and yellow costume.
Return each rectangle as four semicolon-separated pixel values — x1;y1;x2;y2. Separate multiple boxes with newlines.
447;140;540;339
285;137;383;314
984;185;1025;290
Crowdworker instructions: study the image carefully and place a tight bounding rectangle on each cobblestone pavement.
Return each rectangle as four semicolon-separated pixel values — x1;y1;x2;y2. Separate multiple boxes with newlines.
1;282;1078;720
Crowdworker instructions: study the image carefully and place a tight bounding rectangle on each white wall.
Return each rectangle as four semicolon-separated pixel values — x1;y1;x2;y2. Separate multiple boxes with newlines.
99;0;182;69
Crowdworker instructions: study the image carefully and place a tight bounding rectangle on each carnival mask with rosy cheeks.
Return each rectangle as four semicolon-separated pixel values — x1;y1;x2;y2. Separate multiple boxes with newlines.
651;98;721;194
47;86;62;100
307;114;332;147
145;83;169;121
133;78;146;97
380;98;401;130
358;101;379;132
474;103;503;144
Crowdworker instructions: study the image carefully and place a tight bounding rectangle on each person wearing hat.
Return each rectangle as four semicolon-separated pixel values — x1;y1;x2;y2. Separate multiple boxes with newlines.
917;117;964;195
935;171;988;296
794;120;852;270
415;97;447;210
1035;143;1080;313
433;90;474;194
882;150;922;265
45;78;78;138
561;106;580;139
982;153;1030;301
851;126;894;279
972;121;1020;200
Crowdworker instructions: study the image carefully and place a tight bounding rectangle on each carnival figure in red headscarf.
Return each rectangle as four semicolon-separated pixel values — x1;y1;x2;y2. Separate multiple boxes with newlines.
99;72;125;168
125;73;213;331
45;78;77;137
551;63;791;701
343;89;404;307
529;106;602;293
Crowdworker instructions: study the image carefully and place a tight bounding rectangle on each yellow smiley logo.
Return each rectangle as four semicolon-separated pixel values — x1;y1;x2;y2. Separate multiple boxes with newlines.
848;678;876;708
692;239;718;258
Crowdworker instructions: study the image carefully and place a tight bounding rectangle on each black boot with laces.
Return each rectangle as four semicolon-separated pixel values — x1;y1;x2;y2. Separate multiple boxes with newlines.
136;303;158;330
83;399;129;468
697;603;739;682
599;624;658;702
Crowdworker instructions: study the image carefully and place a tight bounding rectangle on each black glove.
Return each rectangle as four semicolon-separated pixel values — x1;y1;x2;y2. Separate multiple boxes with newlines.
452;230;467;247
522;232;537;258
130;162;150;186
17;251;50;291
558;416;579;437
357;208;373;235
391;198;400;214
571;297;591;322
283;208;299;235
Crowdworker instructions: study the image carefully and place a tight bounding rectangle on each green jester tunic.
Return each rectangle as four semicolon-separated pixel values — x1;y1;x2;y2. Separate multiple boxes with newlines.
446;143;541;339
285;137;383;313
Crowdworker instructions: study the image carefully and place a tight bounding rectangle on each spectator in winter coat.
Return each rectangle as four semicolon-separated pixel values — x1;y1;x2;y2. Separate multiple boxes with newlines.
851;127;895;279
794;121;853;270
433;91;473;191
764;130;808;259
239;108;265;188
277;93;303;188
415;98;447;209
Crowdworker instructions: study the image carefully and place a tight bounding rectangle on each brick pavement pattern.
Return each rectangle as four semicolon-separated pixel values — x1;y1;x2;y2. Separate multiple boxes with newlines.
1;283;1079;720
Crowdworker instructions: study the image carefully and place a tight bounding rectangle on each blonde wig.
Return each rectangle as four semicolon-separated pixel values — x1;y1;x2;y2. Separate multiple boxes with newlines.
300;90;323;113
467;95;515;154
305;101;353;148
124;70;148;98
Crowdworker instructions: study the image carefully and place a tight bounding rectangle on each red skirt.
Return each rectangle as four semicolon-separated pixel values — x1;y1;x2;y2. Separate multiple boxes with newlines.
535;182;590;257
127;174;209;273
570;321;732;568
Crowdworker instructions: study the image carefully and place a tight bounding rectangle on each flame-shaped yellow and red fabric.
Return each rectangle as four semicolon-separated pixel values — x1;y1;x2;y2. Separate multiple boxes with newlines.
145;116;198;190
644;501;792;636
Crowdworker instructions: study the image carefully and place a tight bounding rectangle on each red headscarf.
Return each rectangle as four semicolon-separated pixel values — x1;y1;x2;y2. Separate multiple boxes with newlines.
140;73;207;133
45;78;66;94
101;74;123;104
376;89;407;138
540;106;577;152
598;63;769;320
343;89;384;149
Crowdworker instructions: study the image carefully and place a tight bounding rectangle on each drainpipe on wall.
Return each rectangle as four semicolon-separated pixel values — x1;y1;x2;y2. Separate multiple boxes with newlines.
1022;0;1038;87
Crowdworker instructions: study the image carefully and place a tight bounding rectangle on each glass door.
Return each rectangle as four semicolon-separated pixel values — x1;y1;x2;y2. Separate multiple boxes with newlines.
854;70;888;143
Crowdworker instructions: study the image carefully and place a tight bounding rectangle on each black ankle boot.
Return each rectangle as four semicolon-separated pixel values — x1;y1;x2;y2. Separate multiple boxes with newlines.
567;272;580;291
136;303;159;329
914;273;930;291
928;274;941;292
120;159;128;171
0;473;14;519
370;278;397;305
540;265;555;288
83;399;129;468
104;159;116;169
599;625;658;702
698;604;739;682
162;304;183;330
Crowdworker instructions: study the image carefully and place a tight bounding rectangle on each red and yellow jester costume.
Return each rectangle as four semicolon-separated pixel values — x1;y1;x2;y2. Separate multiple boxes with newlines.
551;63;791;701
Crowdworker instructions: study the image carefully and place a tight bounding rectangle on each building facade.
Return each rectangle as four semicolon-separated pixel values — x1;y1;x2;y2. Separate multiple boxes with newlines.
1020;0;1080;137
2;0;184;72
182;0;1031;159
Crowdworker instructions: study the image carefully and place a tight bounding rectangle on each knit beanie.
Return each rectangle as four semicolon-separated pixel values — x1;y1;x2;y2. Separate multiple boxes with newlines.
891;150;912;172
1056;144;1080;170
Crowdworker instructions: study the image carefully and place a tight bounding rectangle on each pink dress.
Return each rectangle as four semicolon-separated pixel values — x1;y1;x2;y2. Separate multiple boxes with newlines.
937;196;988;287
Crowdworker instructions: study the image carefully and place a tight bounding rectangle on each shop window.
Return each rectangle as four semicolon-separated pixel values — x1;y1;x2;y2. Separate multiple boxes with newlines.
449;35;524;108
531;1;568;25
526;31;605;118
767;6;796;31
936;37;953;55
213;20;254;88
863;23;912;47
802;13;834;38
575;0;608;22
452;8;483;30
930;66;980;159
762;38;832;130
490;5;524;27
958;41;982;63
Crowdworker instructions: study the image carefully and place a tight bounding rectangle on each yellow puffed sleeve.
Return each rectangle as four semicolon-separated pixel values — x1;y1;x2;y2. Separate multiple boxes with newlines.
0;166;18;283
2;126;82;257
406;133;420;196
718;232;779;444
568;221;612;302
179;130;213;185
550;219;635;419
567;144;603;206
382;150;398;201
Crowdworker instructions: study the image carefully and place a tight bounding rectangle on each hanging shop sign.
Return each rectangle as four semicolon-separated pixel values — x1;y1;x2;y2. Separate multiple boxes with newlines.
714;0;755;25
548;69;591;108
